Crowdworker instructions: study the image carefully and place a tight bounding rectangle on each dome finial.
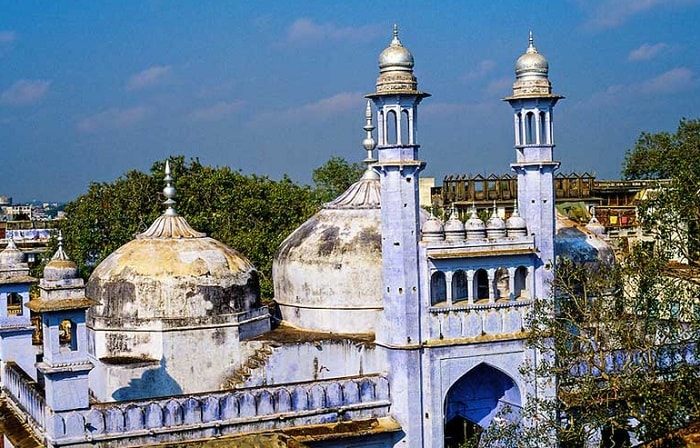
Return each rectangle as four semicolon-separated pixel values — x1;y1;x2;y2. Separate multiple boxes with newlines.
527;31;537;54
362;101;378;172
163;160;178;216
392;24;399;42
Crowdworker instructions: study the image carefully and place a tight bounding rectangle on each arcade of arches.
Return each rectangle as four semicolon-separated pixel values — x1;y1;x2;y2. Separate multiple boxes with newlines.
430;266;530;306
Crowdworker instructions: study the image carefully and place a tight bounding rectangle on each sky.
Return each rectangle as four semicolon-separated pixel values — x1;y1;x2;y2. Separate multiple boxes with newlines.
1;1;699;203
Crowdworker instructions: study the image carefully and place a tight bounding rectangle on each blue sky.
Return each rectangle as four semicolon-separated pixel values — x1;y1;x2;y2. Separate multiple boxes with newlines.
1;1;699;202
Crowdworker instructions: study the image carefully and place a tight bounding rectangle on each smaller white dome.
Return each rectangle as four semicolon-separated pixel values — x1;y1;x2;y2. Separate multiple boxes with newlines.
422;215;445;241
486;206;506;239
43;239;79;281
585;208;606;237
506;203;528;238
0;239;26;269
444;210;465;241
465;208;487;240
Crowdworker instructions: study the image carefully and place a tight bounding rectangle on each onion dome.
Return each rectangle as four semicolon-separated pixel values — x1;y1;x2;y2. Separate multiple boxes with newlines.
444;208;466;241
465;207;487;240
585;207;606;237
0;238;26;269
87;161;260;326
486;204;507;239
508;32;560;99
506;201;528;238
372;25;427;95
422;213;445;241
515;32;549;79
555;212;614;266
378;25;414;73
43;234;79;281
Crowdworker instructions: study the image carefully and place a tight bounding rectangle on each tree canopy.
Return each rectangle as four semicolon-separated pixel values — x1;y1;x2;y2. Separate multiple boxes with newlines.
59;156;363;298
311;156;364;204
470;118;700;447
624;118;700;264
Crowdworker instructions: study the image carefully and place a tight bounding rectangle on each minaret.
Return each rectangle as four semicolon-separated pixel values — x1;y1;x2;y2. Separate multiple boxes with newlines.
366;25;429;446
0;237;37;380
504;32;563;299
28;234;98;411
367;24;430;346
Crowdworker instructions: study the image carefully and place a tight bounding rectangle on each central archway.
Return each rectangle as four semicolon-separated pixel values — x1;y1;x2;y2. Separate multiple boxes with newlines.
444;363;521;447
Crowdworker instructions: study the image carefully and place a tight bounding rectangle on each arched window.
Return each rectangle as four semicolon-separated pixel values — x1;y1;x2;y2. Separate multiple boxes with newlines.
539;111;547;144
474;269;489;300
514;266;529;298
516;112;523;146
7;292;22;315
452;270;468;303
401;109;410;145
386;109;398;145
495;267;510;300
431;271;447;305
525;112;535;144
60;319;78;351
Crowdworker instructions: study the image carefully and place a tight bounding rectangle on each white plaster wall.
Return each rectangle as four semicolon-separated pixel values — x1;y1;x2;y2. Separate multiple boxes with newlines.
242;339;385;387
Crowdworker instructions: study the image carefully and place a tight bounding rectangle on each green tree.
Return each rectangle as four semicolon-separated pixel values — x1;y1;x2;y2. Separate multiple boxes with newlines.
312;156;365;203
489;119;700;447
520;255;700;447
623;118;700;264
60;156;319;298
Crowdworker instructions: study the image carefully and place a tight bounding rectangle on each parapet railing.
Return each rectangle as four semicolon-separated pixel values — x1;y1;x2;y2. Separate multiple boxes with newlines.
46;374;391;446
428;299;533;341
2;362;46;430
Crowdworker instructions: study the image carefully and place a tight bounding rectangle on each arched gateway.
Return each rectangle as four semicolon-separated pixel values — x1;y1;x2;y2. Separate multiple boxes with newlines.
444;364;522;447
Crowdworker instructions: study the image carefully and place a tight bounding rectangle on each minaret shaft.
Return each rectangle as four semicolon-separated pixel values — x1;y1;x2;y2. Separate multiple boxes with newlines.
505;33;563;300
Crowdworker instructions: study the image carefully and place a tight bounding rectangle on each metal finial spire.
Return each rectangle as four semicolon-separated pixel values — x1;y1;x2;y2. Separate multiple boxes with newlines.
163;160;178;216
527;31;537;54
391;24;401;45
51;230;70;261
362;101;377;165
512;199;520;216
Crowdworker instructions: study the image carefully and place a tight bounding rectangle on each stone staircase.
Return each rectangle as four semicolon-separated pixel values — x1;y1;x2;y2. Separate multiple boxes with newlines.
222;341;276;389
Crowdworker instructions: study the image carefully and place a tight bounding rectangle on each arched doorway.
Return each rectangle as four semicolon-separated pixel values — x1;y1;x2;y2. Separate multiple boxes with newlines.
444;364;521;447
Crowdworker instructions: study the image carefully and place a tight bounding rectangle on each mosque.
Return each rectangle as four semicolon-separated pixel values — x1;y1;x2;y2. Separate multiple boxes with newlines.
0;28;611;447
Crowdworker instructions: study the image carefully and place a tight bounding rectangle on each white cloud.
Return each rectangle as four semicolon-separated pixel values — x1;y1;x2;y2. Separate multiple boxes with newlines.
189;100;245;122
627;43;668;61
126;65;172;91
248;91;364;128
295;92;363;115
285;18;381;45
0;79;51;106
640;67;695;94
76;106;152;133
0;31;16;44
577;67;696;108
582;0;699;29
461;60;496;82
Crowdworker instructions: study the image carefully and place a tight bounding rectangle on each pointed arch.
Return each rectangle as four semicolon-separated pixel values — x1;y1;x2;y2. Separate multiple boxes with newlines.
474;269;489;300
431;271;447;305
452;270;468;303
443;363;522;447
514;266;528;298
386;109;398;145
